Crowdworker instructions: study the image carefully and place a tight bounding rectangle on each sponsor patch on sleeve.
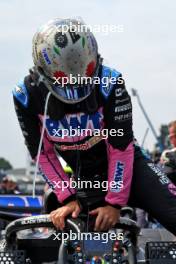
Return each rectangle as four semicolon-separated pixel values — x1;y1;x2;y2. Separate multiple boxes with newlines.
12;79;29;108
110;161;124;193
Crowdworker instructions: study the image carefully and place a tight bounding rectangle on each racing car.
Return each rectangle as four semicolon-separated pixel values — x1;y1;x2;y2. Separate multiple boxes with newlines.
0;193;176;264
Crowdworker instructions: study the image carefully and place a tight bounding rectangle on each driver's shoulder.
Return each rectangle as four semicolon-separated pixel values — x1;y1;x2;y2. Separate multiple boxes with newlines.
99;64;123;100
12;74;42;108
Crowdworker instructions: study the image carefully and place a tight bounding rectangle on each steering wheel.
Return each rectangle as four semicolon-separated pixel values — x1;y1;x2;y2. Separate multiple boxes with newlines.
5;214;140;240
5;214;84;244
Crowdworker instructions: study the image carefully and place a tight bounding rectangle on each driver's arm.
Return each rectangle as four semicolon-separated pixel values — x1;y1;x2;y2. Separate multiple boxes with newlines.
104;76;134;208
13;81;76;204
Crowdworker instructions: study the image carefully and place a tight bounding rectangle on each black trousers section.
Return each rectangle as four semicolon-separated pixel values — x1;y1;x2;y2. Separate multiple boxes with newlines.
128;146;176;235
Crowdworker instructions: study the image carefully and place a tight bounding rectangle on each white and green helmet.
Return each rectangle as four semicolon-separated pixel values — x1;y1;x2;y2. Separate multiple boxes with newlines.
32;18;100;103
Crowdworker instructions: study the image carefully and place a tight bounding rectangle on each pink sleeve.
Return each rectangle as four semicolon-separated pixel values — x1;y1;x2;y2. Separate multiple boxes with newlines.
105;142;134;207
38;133;76;203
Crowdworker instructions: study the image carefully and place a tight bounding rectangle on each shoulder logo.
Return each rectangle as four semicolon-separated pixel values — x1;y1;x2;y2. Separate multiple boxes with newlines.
12;80;29;107
15;85;23;94
100;65;121;99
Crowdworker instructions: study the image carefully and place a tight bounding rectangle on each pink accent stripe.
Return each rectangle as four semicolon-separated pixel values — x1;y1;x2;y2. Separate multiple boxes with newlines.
38;133;76;203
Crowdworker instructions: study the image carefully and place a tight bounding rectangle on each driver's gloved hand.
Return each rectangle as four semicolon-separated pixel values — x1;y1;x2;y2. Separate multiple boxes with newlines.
89;205;120;232
50;200;81;230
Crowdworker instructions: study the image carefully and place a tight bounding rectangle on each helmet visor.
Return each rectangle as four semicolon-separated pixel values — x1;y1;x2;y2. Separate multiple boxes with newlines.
52;83;95;103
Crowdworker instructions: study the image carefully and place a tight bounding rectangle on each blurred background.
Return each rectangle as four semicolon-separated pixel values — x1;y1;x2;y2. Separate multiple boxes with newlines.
0;0;175;190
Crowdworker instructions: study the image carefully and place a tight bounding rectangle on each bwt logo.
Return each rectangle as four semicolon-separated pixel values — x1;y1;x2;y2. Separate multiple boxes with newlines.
111;161;124;193
45;111;103;137
114;162;124;182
